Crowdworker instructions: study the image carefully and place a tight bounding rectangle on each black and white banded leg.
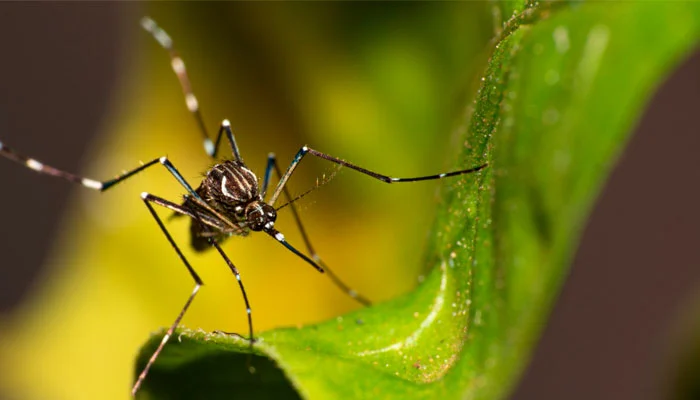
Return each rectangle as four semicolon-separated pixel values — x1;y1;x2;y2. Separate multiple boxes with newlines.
208;119;243;161
0;142;198;197
132;193;204;396
142;19;248;164
142;16;225;160
133;192;254;395
269;146;489;206
262;153;371;306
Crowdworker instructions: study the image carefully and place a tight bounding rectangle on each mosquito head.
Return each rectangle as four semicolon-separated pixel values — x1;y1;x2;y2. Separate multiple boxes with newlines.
246;201;277;231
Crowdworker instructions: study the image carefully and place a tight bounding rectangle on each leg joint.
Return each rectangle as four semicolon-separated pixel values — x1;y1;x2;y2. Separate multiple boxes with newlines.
293;146;309;163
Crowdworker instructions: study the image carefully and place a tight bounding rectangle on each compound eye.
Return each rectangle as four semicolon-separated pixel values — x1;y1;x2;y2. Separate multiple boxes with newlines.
249;220;263;231
245;207;265;231
262;204;277;222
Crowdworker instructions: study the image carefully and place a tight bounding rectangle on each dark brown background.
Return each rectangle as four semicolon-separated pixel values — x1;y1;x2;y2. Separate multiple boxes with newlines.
0;4;697;400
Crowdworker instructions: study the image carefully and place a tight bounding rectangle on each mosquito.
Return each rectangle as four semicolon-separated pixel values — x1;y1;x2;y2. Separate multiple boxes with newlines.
0;17;488;396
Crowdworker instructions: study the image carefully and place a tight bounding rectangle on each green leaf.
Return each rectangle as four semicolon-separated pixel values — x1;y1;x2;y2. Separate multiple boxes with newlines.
135;3;700;399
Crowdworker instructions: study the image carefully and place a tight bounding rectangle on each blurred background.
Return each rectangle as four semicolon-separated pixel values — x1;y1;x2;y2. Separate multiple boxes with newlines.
0;3;697;400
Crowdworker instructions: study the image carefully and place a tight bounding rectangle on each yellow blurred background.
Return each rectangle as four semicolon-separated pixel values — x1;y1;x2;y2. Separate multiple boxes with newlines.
0;3;491;399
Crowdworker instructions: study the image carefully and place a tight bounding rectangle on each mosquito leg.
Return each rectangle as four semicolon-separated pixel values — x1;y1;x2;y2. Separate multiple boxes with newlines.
0;144;202;200
0;141;109;190
208;119;243;161
141;193;227;232
265;153;371;306
260;153;276;199
134;193;256;395
208;238;254;345
99;156;202;196
132;193;205;396
0;144;236;231
140;17;212;158
268;146;488;206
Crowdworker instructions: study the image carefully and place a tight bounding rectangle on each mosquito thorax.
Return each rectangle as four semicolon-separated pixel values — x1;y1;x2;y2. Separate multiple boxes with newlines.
207;160;260;205
245;201;277;231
